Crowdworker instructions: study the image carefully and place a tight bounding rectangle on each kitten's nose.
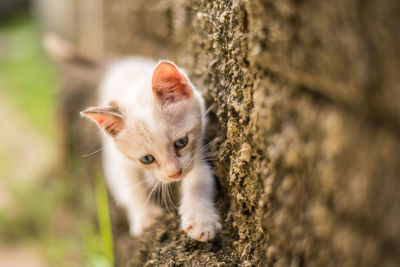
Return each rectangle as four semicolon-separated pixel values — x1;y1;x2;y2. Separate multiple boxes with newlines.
168;169;182;179
164;158;181;179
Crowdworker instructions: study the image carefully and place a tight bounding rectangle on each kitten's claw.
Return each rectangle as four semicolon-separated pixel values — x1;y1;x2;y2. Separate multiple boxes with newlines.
184;225;193;233
181;211;221;242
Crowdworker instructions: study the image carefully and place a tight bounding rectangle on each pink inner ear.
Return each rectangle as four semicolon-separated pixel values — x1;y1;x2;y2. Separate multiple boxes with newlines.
89;113;107;125
85;112;124;137
152;62;192;103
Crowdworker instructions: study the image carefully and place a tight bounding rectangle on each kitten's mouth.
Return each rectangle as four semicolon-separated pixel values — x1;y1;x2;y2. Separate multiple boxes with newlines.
162;169;186;183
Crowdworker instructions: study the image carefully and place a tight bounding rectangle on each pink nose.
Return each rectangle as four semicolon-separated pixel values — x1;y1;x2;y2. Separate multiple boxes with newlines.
168;169;182;179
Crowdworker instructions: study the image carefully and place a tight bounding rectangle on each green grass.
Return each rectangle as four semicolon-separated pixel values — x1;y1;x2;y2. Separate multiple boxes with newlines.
82;172;114;267
94;171;114;266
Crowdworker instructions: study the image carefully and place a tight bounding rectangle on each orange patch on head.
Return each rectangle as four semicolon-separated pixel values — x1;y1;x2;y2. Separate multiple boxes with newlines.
152;61;192;103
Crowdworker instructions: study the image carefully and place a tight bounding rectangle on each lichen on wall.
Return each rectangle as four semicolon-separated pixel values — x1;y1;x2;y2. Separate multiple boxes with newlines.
102;0;400;266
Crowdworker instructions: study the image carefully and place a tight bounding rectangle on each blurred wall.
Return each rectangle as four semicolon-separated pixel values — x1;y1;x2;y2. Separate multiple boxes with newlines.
41;0;400;266
34;0;104;60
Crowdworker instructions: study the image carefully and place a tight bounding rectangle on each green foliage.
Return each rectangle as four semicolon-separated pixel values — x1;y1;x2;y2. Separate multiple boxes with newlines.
0;14;58;139
0;170;114;267
82;172;114;267
94;171;114;266
0;14;114;267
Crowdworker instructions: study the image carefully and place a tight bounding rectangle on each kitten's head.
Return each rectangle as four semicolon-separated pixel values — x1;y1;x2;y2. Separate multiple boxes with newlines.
81;61;204;183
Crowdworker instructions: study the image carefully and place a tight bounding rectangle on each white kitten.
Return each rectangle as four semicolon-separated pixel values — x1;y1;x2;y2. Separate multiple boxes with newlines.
81;57;221;242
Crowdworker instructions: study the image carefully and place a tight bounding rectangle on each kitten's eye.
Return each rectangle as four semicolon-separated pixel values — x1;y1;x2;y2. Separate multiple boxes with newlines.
140;154;155;164
174;136;188;149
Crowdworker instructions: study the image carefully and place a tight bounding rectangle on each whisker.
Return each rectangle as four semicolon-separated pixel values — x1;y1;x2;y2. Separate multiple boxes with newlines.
166;184;179;222
166;184;175;213
200;153;218;160
144;181;159;208
163;183;172;214
202;138;219;150
81;147;103;157
165;183;171;208
161;183;165;208
161;183;170;214
167;184;177;210
130;179;150;192
204;103;216;116
158;182;162;207
192;152;218;163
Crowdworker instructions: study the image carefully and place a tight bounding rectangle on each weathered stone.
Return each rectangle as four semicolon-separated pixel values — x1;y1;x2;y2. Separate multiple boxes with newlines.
98;0;400;266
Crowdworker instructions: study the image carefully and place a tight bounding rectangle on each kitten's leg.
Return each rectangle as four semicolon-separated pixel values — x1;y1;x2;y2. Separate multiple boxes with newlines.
103;138;163;236
179;161;221;242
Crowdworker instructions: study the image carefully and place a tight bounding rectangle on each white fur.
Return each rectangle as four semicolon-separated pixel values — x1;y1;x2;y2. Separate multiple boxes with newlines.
95;57;221;241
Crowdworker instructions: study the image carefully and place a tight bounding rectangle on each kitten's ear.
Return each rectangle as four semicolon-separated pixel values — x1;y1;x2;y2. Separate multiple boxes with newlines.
80;103;124;137
152;61;193;104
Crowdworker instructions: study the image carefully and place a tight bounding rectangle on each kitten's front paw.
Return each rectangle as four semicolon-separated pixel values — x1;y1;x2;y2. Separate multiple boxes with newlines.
181;209;221;242
129;205;163;236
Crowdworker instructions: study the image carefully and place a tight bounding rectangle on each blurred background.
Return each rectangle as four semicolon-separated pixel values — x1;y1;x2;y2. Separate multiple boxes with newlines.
1;0;400;266
0;1;113;266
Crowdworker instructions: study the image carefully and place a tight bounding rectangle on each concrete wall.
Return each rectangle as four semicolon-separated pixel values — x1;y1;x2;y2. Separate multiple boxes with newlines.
51;0;400;266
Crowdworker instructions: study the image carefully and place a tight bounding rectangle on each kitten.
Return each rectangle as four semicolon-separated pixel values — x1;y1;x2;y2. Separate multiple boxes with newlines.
81;58;221;241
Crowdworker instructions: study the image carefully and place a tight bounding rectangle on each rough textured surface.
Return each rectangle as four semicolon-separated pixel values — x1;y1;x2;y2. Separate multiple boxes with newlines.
97;0;400;266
